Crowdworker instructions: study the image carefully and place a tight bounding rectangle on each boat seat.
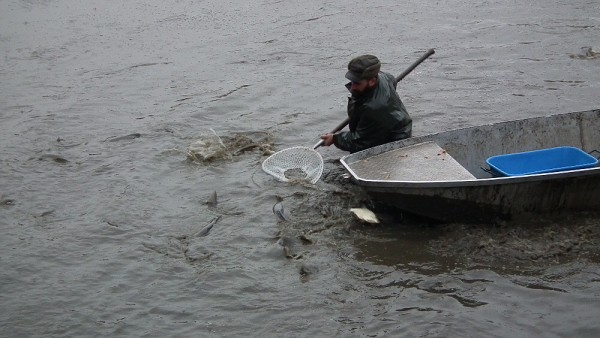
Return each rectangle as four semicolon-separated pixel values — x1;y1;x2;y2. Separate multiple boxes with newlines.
349;141;476;181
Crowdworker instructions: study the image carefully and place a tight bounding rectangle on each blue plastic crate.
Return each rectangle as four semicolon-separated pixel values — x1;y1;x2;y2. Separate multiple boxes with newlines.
486;146;598;177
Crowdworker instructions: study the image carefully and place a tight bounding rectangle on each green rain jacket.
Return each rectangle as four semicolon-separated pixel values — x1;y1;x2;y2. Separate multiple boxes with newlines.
333;72;412;153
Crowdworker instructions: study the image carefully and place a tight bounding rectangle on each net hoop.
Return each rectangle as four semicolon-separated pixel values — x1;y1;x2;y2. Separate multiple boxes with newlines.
261;146;324;184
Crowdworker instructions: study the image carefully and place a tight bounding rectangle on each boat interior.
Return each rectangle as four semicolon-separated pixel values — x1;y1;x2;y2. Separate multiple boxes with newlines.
342;109;600;182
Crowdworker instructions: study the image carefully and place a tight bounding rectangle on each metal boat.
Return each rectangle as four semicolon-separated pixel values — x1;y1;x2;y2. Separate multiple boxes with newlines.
340;109;600;222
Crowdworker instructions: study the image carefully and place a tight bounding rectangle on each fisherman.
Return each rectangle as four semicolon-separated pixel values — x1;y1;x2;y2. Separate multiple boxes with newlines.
320;55;412;153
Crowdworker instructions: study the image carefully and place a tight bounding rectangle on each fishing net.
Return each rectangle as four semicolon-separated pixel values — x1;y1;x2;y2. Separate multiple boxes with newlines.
262;146;324;184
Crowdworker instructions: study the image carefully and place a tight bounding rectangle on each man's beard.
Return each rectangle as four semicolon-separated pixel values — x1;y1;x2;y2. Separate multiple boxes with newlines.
351;85;372;97
350;88;362;96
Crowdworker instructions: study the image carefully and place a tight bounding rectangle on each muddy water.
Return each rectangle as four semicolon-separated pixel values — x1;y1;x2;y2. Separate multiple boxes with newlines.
1;0;600;336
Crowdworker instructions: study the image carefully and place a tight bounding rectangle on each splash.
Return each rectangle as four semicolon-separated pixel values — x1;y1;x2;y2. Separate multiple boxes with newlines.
570;46;600;59
187;130;274;163
187;129;230;162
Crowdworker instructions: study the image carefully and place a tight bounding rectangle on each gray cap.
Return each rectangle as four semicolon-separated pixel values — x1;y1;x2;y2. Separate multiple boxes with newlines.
345;55;381;82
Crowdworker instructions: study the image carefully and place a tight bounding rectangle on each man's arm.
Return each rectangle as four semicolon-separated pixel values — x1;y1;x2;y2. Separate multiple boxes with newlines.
320;133;335;146
333;115;383;153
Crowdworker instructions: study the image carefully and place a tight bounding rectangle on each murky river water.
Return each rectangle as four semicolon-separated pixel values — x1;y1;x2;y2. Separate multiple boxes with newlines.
2;0;600;336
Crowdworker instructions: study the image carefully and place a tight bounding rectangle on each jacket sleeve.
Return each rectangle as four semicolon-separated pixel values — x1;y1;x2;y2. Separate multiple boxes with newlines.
333;106;390;153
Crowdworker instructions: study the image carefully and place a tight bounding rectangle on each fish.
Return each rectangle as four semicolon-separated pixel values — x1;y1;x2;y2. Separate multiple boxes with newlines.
299;263;318;283
298;234;313;245
193;216;222;237
206;191;218;208
0;199;15;206
350;207;379;224
35;209;56;218
38;154;68;163
282;245;292;258
272;200;290;222
299;263;318;276
278;236;301;259
105;133;141;142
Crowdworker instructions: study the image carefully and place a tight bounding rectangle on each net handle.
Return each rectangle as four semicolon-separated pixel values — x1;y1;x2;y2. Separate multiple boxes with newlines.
312;48;435;150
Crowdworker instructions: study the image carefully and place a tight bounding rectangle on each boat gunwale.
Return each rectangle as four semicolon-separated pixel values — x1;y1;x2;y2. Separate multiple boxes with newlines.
340;163;600;189
339;109;600;189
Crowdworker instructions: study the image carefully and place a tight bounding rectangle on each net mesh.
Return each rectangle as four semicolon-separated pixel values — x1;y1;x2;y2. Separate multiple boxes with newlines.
261;146;324;184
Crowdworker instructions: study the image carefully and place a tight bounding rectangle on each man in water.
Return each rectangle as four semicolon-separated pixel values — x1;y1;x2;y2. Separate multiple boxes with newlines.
320;55;412;153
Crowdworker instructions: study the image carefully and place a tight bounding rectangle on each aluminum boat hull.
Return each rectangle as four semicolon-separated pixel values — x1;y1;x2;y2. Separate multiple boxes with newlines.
340;109;600;222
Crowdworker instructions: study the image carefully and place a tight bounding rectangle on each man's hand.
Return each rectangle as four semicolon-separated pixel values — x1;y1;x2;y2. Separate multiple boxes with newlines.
320;133;334;146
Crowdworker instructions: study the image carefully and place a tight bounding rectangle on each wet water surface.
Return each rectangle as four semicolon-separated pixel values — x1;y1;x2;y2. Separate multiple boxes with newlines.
1;0;600;336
